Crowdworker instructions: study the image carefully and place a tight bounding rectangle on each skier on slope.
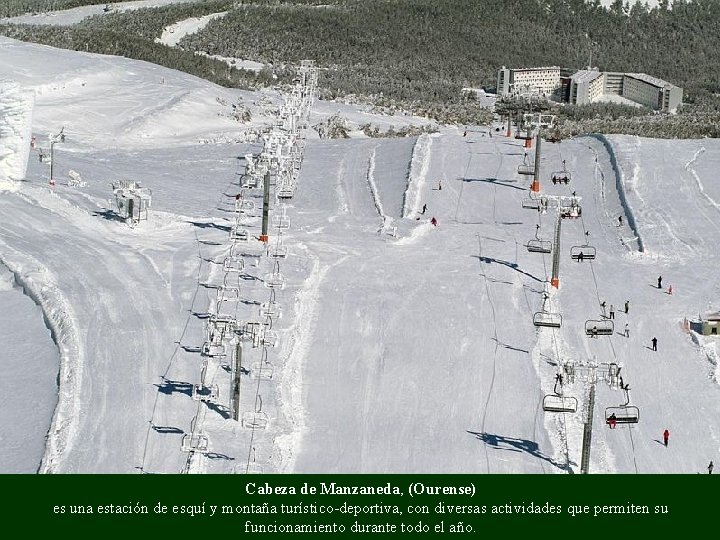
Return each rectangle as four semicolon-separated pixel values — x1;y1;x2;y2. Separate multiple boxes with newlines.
663;429;670;447
430;217;437;227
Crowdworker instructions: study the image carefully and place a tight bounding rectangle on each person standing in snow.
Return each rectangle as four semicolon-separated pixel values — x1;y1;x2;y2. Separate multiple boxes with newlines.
430;217;437;227
709;461;714;474
618;216;623;226
609;304;615;320
422;203;427;214
667;285;673;295
663;429;669;447
624;300;629;314
652;337;658;351
600;301;607;318
624;323;629;338
658;275;663;289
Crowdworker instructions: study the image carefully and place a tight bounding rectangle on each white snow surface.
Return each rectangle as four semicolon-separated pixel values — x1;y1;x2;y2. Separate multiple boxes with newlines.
1;37;719;474
156;12;228;48
1;0;199;27
0;81;34;181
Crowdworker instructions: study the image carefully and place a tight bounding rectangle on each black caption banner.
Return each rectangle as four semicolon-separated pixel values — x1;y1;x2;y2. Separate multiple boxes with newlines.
2;474;713;536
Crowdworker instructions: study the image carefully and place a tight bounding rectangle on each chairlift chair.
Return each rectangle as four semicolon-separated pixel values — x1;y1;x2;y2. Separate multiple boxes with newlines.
208;314;236;335
527;226;552;253
606;384;639;424
521;194;541;210
272;215;291;230
242;411;269;430
230;226;249;242
517;154;535;176
253;328;279;348
201;341;227;358
240;175;259;189
270;242;288;259
560;202;582;219
551;171;571;184
542;394;578;413
235;198;255;213
206;325;224;346
260;301;282;320
533;311;562;328
570;245;596;261
542;373;577;413
223;256;245;273
584;319;614;336
192;383;219;402
250;361;275;380
264;271;286;290
605;406;639;425
181;433;209;453
527;239;552;254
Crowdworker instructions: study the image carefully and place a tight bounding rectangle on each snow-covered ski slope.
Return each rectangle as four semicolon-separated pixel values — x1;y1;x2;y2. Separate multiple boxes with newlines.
1;36;719;474
0;0;199;27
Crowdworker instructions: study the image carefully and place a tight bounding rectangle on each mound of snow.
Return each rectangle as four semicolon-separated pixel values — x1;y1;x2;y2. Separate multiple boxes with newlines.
0;80;34;181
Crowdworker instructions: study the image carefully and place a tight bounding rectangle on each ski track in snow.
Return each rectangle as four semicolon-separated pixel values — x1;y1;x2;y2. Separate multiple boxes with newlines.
402;133;432;218
275;249;350;473
365;146;393;233
685;147;720;213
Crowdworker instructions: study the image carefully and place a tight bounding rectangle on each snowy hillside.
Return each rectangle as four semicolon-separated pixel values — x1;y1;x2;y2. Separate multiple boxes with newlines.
0;0;199;26
0;81;34;181
1;34;719;474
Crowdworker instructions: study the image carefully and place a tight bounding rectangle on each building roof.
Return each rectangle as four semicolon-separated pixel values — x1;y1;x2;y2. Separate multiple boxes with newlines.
513;66;561;72
570;70;602;84
625;72;678;89
705;311;720;321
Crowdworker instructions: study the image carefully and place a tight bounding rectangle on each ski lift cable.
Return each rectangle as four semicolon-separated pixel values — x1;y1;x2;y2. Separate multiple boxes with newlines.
244;344;269;473
141;163;250;473
575;180;639;474
476;234;502;474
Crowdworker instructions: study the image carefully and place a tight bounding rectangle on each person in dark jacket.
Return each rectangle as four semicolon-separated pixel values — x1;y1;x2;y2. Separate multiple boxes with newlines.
663;429;669;447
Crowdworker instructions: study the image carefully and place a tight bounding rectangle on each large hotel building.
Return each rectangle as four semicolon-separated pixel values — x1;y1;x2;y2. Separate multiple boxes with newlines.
496;66;683;113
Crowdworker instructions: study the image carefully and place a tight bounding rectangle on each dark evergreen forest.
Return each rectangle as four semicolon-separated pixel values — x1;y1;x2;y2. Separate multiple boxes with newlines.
3;0;720;136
